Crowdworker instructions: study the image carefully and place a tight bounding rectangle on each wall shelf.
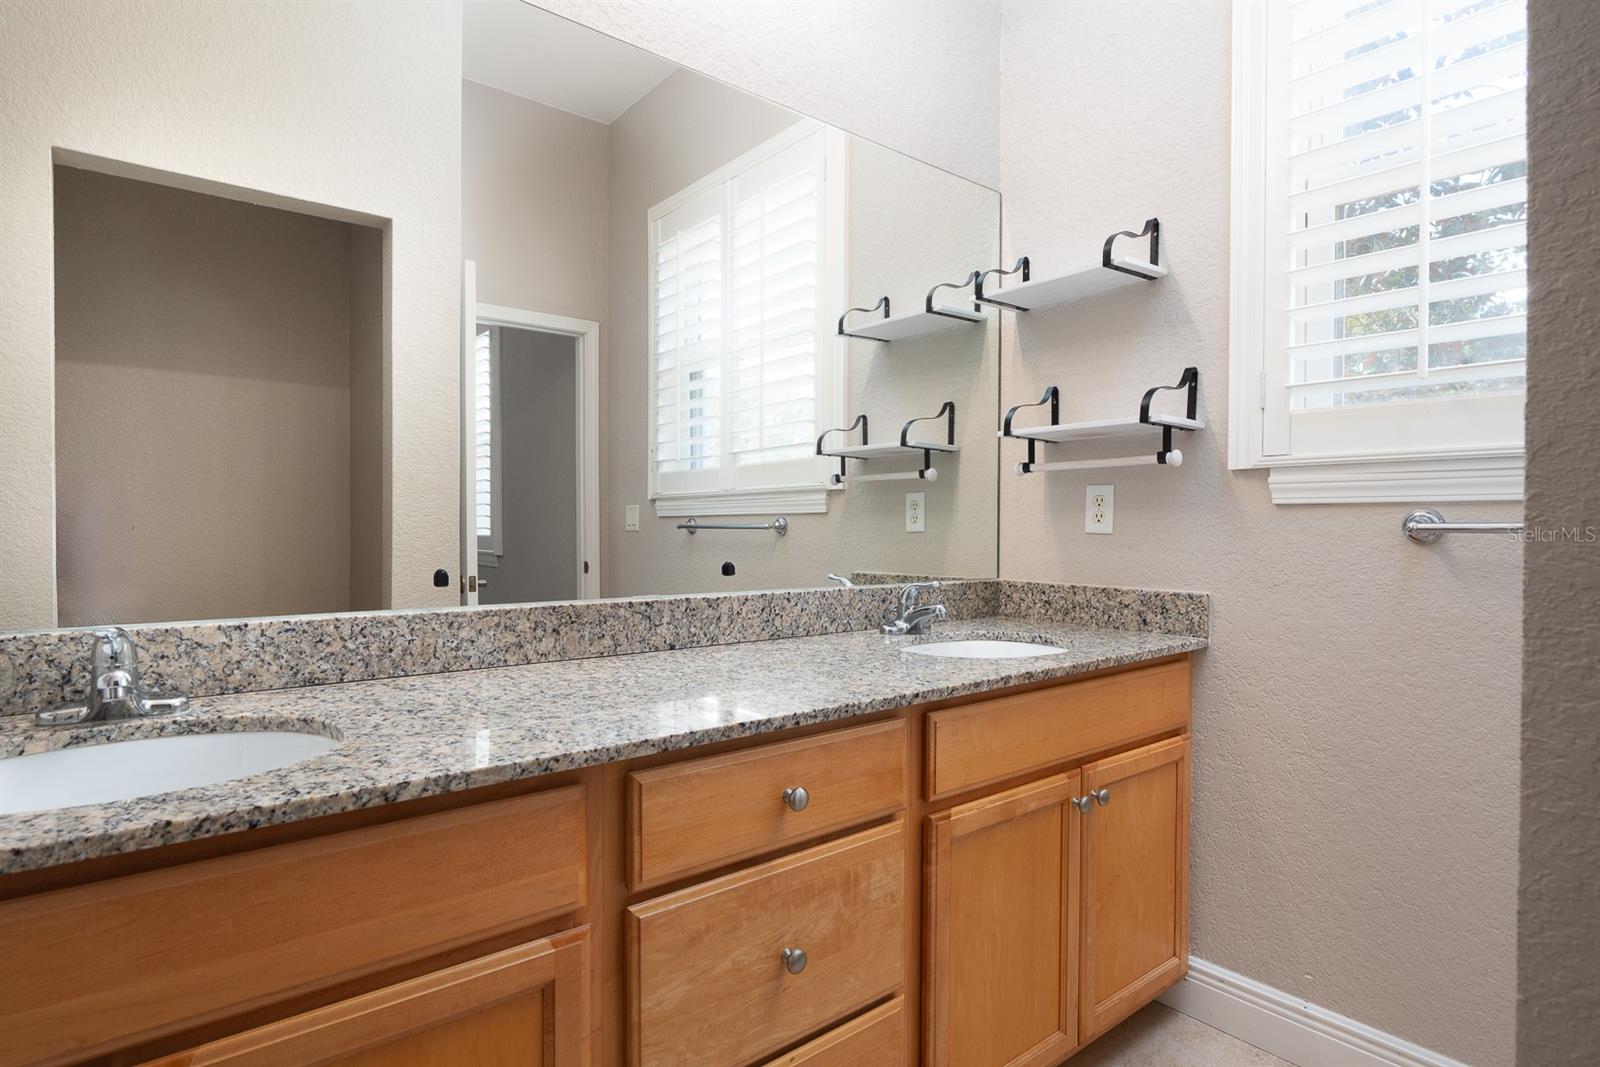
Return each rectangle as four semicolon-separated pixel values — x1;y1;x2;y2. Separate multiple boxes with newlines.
977;218;1165;312
838;272;989;342
1001;368;1200;474
817;402;958;484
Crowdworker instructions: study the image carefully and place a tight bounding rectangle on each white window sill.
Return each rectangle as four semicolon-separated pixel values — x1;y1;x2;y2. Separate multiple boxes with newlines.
650;485;833;517
1264;452;1524;505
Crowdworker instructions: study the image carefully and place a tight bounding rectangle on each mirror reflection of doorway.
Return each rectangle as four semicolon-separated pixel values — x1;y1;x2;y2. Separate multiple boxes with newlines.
469;307;599;605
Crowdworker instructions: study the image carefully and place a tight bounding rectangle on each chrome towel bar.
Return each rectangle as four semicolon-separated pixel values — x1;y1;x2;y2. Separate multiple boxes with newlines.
678;516;788;536
1403;509;1523;544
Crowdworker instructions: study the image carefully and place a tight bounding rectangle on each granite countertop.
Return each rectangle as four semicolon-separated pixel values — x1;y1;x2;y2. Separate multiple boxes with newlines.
0;618;1204;874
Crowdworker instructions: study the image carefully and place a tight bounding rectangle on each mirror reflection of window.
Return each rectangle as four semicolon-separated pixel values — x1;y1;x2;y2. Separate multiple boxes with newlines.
648;123;846;505
474;325;500;562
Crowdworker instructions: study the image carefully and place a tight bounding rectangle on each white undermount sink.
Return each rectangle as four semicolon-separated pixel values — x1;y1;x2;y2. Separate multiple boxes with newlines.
0;730;336;815
902;639;1068;659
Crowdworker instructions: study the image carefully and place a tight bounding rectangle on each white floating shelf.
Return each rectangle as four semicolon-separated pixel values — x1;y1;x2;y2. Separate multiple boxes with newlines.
999;413;1203;444
842;305;987;343
979;257;1166;312
821;440;961;459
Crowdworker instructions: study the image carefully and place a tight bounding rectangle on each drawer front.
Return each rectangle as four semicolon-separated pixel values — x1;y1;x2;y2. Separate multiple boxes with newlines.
926;660;1190;801
628;719;905;889
141;927;589;1067
628;820;906;1067
0;787;586;1067
763;996;906;1066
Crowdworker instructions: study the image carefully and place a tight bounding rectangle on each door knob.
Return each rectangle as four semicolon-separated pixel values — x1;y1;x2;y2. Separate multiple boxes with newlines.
1092;788;1110;806
781;946;807;974
1071;795;1092;813
783;786;810;812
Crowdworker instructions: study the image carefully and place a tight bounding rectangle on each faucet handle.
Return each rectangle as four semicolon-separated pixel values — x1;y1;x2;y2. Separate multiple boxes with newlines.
899;579;942;612
90;627;137;670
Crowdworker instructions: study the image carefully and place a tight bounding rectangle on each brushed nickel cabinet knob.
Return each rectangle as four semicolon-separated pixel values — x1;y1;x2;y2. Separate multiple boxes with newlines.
1071;795;1093;814
1092;788;1111;807
783;786;810;812
781;946;807;974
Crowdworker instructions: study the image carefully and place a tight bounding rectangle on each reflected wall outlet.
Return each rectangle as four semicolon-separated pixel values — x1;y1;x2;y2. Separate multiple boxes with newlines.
624;504;640;531
1086;484;1114;534
905;491;926;533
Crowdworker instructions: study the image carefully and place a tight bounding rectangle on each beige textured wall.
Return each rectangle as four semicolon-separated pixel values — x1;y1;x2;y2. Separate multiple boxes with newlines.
348;223;387;611
999;2;1519;1062
1519;0;1600;1062
462;79;611;323
0;0;461;629
53;167;364;625
534;0;1001;188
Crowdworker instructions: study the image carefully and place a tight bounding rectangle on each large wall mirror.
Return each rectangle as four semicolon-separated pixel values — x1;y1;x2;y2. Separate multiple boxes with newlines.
9;0;1000;631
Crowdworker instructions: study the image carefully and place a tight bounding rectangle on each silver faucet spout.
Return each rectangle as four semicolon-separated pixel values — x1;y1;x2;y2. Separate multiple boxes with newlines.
882;581;946;635
34;626;190;725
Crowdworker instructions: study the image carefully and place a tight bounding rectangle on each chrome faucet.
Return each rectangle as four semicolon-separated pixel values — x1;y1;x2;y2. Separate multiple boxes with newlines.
881;580;947;635
34;627;190;726
826;573;855;587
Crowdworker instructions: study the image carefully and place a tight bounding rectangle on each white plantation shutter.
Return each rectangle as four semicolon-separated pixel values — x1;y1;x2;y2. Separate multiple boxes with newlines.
1259;0;1527;458
649;124;843;501
473;326;500;554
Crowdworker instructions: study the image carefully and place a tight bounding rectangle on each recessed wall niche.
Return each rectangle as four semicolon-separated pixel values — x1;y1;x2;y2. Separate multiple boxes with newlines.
52;165;386;626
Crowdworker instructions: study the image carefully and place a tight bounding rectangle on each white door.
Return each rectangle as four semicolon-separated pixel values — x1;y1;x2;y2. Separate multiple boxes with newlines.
459;260;480;606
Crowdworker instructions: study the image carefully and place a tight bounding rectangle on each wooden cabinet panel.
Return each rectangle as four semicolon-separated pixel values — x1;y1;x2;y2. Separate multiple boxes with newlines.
924;773;1081;1067
628;820;905;1067
1079;736;1190;1040
925;660;1189;801
143;927;589;1067
628;720;905;889
0;787;587;1067
761;997;906;1066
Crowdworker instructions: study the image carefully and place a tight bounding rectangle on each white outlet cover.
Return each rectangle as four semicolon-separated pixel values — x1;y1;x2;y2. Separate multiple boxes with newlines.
624;504;640;531
1086;484;1114;534
906;491;926;533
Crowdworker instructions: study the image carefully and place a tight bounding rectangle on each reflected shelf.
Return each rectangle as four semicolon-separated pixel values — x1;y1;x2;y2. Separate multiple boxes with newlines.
817;402;958;485
838;271;989;343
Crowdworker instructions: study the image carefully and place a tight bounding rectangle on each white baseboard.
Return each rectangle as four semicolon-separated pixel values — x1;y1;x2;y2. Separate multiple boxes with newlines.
1159;957;1470;1067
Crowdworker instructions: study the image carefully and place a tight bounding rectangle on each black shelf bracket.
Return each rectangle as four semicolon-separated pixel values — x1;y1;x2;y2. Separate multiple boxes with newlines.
1103;217;1161;279
974;257;1031;310
837;296;890;339
816;413;869;485
901;400;956;476
924;271;983;319
1140;366;1198;464
1001;385;1060;474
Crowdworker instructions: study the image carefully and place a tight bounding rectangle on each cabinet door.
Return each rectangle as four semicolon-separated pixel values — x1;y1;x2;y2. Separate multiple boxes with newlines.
144;927;588;1067
1080;735;1191;1040
924;772;1080;1067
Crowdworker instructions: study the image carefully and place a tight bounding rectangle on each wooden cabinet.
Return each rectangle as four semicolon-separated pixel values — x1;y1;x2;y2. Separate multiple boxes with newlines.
924;774;1081;1067
924;735;1192;1066
0;787;587;1067
1079;735;1190;1041
761;997;906;1066
144;928;589;1067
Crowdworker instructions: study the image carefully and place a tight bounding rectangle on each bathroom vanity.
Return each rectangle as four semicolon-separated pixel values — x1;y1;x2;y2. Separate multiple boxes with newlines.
0;608;1198;1067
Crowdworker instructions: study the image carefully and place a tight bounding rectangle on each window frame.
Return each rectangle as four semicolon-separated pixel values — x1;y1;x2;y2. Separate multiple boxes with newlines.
645;120;848;517
1228;0;1525;504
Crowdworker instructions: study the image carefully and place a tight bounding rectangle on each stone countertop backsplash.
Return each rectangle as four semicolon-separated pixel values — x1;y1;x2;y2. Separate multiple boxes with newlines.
0;581;1207;874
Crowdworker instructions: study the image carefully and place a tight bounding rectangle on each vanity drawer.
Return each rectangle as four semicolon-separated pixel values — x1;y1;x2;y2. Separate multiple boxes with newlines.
0;787;586;1067
761;996;907;1066
628;820;906;1067
627;719;905;889
926;660;1190;801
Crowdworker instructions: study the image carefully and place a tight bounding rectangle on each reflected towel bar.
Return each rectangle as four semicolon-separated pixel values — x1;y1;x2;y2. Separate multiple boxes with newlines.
1402;509;1524;544
678;516;788;536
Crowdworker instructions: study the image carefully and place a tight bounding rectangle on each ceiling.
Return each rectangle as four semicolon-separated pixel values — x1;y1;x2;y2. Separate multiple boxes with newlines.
462;1;679;124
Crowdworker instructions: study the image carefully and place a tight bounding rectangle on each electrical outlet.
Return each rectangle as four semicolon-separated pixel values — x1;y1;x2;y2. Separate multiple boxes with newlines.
905;491;926;533
1086;484;1114;534
624;504;640;531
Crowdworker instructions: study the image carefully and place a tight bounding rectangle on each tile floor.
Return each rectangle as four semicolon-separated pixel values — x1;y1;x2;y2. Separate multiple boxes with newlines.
1070;1003;1295;1067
